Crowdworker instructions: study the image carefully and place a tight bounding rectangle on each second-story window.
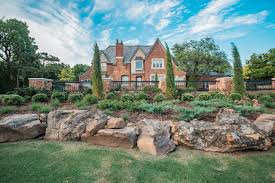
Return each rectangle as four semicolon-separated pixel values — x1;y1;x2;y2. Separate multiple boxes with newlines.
152;58;164;69
135;60;143;70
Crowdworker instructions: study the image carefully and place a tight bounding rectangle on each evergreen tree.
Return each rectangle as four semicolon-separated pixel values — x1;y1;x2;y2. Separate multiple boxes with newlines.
165;42;175;98
91;43;104;98
231;43;245;95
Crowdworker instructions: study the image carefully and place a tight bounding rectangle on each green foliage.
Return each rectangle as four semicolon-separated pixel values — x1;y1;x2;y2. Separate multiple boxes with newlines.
135;92;149;101
263;102;275;109
91;43;104;98
74;100;89;110
50;99;60;108
232;43;245;95
82;88;92;95
230;93;242;101
31;103;52;113
51;92;66;102
142;86;161;96
234;105;266;116
68;93;83;103
154;93;165;103
197;93;211;101
165;42;175;98
172;37;231;81
0;106;16;114
10;87;52;97
209;91;225;99
181;93;194;101
258;95;273;104
105;92;117;100
103;109;113;115
72;64;89;79
3;95;24;105
269;92;275;100
122;113;129;121
82;94;98;105
245;48;275;80
177;106;216;121
32;93;48;102
121;94;134;102
58;67;75;81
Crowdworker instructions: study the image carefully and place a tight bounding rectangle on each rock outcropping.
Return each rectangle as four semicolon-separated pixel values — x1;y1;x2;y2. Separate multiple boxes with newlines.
173;109;272;152
45;110;106;141
254;114;275;144
0;114;45;142
137;120;175;155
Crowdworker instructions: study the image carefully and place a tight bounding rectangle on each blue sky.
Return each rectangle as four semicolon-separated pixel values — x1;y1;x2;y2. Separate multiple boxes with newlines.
0;0;274;66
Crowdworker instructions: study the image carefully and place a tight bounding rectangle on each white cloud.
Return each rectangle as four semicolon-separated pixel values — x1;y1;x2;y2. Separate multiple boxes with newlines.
156;19;170;31
215;31;247;41
93;0;115;11
98;29;111;49
124;39;140;45
0;0;93;66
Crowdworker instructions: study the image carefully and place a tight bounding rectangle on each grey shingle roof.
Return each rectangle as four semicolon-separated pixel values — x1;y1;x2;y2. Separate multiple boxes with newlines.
101;45;152;64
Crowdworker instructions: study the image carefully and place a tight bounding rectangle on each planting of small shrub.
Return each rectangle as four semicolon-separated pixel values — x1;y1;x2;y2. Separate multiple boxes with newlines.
263;102;275;109
68;93;83;103
106;92;117;100
83;94;98;105
0;106;16;114
269;92;275;100
181;93;194;101
143;86;161;97
154;94;165;103
209;91;225;99
32;93;48;103
230;93;242;101
177;106;216;121
258;95;273;104
74;100;89;110
51;92;66;102
197;93;211;101
50;99;60;108
3;95;24;105
135;92;149;101
31;103;52;113
121;94;134;102
11;87;52;97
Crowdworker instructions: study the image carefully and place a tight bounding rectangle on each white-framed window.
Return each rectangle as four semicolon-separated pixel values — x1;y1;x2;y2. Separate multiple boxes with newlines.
152;58;164;69
135;60;143;70
121;75;129;86
150;74;165;81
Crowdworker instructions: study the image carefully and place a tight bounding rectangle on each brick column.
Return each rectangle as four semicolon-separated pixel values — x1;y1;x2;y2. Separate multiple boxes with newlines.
272;78;275;92
103;78;112;93
215;77;233;94
159;80;166;93
28;78;53;90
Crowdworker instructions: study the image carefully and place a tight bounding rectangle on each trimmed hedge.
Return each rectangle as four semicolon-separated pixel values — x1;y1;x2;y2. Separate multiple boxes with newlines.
32;93;48;102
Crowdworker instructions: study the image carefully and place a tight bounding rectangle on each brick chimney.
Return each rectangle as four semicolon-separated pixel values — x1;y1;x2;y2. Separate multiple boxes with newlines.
116;40;123;58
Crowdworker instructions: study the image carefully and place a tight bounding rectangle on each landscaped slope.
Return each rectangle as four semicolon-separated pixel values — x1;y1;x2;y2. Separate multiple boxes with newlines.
0;140;274;183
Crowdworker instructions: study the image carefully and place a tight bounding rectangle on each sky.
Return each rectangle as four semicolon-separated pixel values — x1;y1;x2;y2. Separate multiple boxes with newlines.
0;0;274;66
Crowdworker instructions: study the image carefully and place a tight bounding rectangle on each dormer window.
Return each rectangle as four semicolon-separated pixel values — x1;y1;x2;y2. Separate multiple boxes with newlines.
135;57;143;70
152;58;164;69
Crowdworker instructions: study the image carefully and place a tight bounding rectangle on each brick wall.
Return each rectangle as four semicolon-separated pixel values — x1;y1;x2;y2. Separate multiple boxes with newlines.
28;78;53;90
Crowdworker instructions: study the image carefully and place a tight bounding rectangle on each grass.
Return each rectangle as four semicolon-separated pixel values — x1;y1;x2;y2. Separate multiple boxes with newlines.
31;103;52;113
0;106;16;114
0;141;274;183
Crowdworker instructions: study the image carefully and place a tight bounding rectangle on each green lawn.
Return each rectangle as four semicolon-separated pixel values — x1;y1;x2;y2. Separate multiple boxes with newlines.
0;141;274;183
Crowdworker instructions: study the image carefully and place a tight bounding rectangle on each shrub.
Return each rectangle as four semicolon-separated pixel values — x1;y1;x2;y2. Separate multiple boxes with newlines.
209;91;225;99
122;113;129;121
106;92;117;100
143;86;161;95
103;109;113;115
68;93;83;103
177;106;216;121
74;100;89;110
50;99;60;108
263;102;275;109
181;93;194;101
11;87;52;97
258;95;273;104
31;103;52;113
23;96;32;102
230;93;242;101
197;93;211;101
245;93;257;100
269;92;275;100
135;92;149;101
154;94;165;103
3;95;24;105
0;106;16;114
0;95;8;104
83;94;98;105
232;43;245;95
82;88;92;95
32;93;48;103
121;94;134;102
234;105;266;116
51;92;66;102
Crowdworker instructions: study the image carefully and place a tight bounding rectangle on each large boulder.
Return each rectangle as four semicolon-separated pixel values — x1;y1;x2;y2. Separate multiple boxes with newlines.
107;117;126;129
86;127;139;148
137;120;175;155
45;110;106;141
173;109;272;152
254;114;275;143
0;114;45;142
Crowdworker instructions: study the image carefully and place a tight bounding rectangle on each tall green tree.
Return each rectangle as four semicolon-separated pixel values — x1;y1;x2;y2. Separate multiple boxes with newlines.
73;64;90;80
91;43;104;98
172;37;231;80
165;43;175;98
231;43;245;95
245;48;275;80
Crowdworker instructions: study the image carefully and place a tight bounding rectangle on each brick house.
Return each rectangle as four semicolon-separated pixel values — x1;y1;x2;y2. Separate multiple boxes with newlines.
79;39;186;84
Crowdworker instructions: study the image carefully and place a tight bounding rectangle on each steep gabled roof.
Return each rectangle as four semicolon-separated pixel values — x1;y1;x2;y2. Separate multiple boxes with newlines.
100;45;152;64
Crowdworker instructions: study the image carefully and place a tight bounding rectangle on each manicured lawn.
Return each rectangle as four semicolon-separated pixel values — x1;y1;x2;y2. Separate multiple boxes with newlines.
0;141;274;183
